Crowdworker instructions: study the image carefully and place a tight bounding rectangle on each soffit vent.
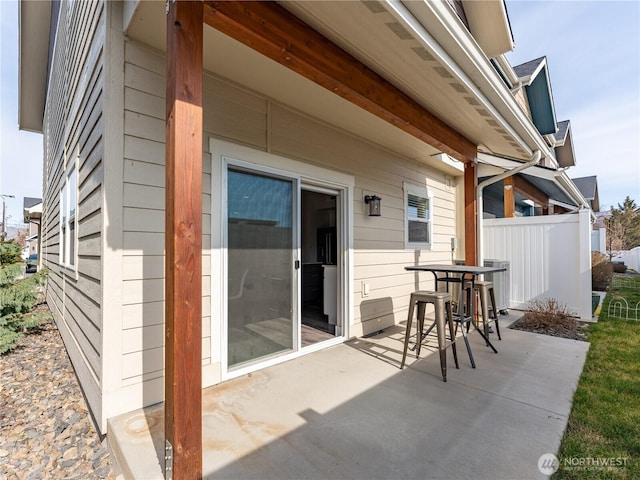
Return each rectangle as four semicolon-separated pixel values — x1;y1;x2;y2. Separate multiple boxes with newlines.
433;66;454;79
361;1;386;14
411;47;435;62
450;83;467;94
385;22;413;40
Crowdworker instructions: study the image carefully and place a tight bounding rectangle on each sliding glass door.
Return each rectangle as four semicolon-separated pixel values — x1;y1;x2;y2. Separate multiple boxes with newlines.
226;167;297;369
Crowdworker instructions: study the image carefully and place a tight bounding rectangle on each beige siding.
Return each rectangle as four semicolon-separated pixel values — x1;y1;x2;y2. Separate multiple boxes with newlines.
119;35;458;400
514;88;531;119
41;0;105;423
269;104;456;335
122;40;213;387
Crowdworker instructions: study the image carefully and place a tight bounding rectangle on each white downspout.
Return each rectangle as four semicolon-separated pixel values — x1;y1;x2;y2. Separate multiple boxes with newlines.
476;150;542;266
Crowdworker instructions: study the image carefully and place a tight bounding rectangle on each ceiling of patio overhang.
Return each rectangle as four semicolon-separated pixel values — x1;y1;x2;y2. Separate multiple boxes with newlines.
125;1;528;168
478;153;580;208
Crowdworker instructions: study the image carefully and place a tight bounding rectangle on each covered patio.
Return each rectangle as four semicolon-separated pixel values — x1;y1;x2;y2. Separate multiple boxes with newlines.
109;314;589;479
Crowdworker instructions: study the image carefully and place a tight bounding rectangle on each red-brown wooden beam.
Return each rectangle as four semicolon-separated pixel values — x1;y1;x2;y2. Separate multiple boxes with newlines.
464;161;478;266
512;175;549;209
503;176;515;218
165;2;203;479
203;1;476;164
555;204;569;214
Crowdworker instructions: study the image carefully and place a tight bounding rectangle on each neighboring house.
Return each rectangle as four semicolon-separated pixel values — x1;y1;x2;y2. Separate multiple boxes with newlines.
474;54;594;319
591;209;608;254
572;176;606;254
572;175;601;213
19;0;584;456
23;197;42;258
479;56;591;218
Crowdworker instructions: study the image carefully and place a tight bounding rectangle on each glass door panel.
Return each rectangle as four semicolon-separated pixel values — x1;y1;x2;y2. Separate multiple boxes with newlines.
227;167;295;368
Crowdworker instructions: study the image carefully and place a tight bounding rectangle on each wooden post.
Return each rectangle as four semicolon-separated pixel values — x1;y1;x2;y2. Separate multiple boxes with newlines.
464;160;478;266
165;2;203;479
504;176;515;218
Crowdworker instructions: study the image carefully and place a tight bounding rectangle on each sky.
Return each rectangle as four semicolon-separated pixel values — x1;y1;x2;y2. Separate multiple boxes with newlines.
0;1;638;228
505;0;640;211
0;0;44;229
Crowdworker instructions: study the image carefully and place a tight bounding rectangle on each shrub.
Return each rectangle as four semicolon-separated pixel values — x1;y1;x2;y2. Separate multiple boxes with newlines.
591;251;613;291
0;241;22;266
0;263;24;287
513;298;581;339
612;262;628;273
0;267;49;354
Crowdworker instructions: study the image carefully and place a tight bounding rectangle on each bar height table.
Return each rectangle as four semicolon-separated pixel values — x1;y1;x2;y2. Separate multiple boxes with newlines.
405;264;506;368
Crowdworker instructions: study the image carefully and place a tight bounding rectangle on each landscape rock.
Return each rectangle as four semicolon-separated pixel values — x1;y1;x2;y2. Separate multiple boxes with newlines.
0;314;117;479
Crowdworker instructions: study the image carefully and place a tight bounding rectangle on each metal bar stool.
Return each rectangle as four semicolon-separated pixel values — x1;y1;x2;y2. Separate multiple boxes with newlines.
469;280;501;342
400;291;459;381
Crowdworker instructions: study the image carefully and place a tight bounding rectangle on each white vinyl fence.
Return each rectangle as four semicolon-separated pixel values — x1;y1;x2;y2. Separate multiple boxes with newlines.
483;209;592;320
613;247;640;272
591;228;606;255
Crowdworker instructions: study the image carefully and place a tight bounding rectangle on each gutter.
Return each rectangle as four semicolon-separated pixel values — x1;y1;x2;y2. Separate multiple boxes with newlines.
390;1;558;169
493;54;519;87
554;171;595;220
477;150;542;266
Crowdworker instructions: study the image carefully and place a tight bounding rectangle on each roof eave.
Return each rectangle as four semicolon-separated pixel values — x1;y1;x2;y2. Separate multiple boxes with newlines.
461;0;515;58
555;124;576;168
478;152;588;209
18;0;51;133
24;202;43;223
406;1;558;167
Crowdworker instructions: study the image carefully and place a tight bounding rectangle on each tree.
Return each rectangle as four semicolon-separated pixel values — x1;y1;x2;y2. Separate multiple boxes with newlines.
15;230;27;247
605;218;626;260
607;196;640;250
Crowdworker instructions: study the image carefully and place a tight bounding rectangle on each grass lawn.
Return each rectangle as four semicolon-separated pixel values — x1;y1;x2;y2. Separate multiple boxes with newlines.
552;276;640;479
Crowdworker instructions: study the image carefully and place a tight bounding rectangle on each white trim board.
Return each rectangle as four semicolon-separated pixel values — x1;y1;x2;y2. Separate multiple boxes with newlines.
209;138;355;382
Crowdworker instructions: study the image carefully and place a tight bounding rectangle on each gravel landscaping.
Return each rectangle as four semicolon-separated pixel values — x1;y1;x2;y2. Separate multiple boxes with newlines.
0;308;117;480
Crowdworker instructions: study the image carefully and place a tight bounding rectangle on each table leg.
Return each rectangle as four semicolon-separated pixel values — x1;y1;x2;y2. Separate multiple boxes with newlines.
469;322;498;354
459;275;476;368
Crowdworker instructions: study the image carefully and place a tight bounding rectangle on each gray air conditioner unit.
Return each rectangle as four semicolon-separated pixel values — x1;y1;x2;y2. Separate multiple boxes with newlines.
483;259;510;315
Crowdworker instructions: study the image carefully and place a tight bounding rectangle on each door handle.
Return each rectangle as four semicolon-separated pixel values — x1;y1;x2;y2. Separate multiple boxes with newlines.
295;260;300;269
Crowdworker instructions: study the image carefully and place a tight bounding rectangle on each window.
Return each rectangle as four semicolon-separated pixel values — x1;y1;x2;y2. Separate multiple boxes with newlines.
404;182;433;249
60;166;77;268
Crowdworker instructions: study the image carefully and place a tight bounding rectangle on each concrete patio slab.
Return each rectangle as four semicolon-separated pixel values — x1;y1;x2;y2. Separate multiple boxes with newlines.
108;313;589;479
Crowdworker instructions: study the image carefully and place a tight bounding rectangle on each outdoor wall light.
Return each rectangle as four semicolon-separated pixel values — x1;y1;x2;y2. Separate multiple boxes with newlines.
364;195;381;217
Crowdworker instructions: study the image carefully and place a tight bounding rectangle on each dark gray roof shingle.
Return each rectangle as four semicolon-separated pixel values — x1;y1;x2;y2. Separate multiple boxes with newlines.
513;56;545;78
23;197;41;209
571;176;598;200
